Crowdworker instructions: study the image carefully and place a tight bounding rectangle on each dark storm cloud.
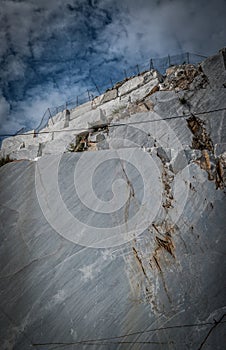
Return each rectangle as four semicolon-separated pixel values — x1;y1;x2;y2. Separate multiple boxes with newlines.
0;0;226;135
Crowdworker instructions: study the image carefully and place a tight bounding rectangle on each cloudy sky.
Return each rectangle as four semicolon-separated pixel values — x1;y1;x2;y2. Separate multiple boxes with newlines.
0;0;226;136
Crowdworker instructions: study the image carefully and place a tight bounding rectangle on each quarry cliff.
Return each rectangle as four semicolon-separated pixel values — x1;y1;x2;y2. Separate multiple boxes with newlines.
0;48;226;349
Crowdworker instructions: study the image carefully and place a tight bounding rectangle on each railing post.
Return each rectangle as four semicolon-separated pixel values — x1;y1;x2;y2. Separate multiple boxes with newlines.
87;89;91;101
187;52;190;64
150;58;154;70
76;96;79;106
123;69;127;80
136;64;140;75
168;54;171;66
110;78;114;89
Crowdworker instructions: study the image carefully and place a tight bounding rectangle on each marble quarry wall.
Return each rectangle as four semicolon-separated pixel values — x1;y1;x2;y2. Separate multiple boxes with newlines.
0;48;226;350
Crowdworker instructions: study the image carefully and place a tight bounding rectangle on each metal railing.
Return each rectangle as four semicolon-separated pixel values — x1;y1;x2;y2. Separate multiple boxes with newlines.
24;52;208;134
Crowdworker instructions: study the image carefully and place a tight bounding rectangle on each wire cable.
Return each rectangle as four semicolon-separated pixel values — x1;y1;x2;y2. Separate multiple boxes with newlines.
32;317;226;347
0;106;225;138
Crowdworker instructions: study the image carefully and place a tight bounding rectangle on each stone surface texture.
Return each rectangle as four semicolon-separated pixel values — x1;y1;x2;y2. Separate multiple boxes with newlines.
0;49;226;350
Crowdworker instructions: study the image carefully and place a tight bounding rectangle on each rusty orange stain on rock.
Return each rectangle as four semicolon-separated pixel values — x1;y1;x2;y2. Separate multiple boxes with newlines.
132;247;148;279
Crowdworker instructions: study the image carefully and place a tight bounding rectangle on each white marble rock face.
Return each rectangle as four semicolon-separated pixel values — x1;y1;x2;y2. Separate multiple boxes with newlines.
0;149;225;349
0;49;226;349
